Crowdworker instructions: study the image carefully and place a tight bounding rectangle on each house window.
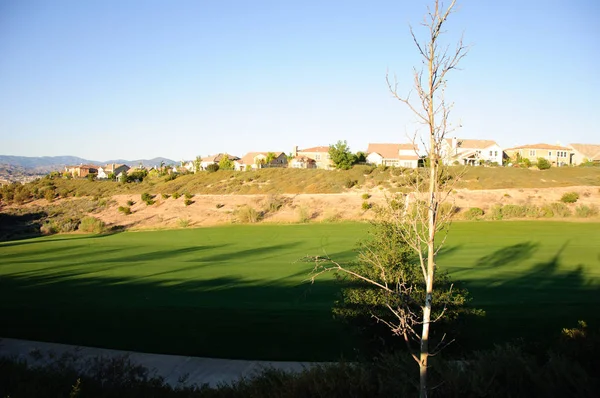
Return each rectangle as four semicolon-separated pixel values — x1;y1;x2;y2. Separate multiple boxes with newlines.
548;151;552;157
403;162;412;168
529;150;536;157
489;151;493;156
315;154;321;160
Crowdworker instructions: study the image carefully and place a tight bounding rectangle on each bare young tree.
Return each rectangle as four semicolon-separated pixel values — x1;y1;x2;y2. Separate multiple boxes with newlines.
308;1;468;397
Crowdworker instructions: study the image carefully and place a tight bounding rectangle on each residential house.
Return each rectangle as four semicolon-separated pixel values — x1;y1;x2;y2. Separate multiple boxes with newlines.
238;152;288;171
97;164;130;179
183;161;196;173
568;143;600;165
441;138;503;166
289;155;317;169
291;146;333;169
64;164;99;178
504;143;573;166
366;143;420;168
200;153;240;170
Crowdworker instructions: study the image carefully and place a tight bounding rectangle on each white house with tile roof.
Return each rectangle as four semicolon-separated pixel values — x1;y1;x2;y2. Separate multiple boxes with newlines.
441;137;503;166
366;143;420;168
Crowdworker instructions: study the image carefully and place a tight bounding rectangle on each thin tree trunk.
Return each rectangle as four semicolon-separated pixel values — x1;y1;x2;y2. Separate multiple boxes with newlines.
419;12;439;395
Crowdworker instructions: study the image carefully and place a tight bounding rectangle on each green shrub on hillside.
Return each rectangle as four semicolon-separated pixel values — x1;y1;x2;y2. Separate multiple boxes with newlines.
184;199;193;206
141;192;155;205
561;192;579;203
118;206;131;215
44;189;55;203
465;207;484;220
184;192;194;199
78;216;106;234
172;192;180;199
537;158;551;170
344;178;358;189
361;193;371;200
361;201;371;210
206;163;219;173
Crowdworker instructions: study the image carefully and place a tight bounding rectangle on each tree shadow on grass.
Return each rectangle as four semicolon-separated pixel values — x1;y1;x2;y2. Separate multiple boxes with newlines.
0;271;351;362
456;241;600;352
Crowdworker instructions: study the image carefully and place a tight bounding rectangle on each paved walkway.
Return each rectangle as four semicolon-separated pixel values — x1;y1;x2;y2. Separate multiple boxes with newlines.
0;337;318;388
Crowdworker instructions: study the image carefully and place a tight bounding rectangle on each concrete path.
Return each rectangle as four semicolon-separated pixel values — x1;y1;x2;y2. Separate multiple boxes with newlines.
0;337;319;388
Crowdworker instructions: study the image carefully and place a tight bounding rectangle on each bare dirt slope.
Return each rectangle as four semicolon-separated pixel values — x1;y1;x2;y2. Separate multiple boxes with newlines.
90;186;600;230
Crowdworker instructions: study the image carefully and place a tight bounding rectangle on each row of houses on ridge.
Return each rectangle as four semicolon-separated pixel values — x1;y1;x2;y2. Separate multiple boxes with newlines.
64;140;600;178
441;139;600;167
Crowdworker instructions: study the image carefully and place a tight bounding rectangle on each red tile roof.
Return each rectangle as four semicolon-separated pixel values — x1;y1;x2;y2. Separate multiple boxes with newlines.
367;143;418;159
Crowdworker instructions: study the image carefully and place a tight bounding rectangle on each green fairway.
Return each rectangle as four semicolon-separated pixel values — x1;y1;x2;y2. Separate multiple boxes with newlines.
0;222;599;360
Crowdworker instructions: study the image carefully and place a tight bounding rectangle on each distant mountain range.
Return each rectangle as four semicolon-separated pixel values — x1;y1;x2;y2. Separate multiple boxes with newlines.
0;155;177;182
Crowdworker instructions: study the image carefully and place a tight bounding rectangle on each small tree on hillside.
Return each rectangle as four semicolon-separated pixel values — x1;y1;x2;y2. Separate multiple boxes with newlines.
329;140;357;170
194;156;202;173
218;154;234;170
265;152;277;165
309;2;468;396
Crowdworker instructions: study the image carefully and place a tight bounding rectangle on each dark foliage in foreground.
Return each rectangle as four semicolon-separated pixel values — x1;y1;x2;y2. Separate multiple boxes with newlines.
2;323;598;398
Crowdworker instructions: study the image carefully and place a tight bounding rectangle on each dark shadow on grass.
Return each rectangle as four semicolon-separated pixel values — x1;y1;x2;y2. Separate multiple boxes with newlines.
456;241;600;353
0;231;124;249
0;270;351;362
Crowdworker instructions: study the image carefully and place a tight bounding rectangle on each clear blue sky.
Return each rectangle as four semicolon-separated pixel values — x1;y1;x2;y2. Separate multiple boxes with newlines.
1;0;598;161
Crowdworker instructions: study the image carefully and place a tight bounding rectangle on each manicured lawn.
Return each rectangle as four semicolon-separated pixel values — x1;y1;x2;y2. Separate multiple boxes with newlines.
0;222;599;360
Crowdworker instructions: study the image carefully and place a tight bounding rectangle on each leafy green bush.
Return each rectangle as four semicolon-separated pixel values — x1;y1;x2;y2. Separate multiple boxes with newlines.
161;193;170;199
537;157;551;170
141;192;155;205
465;207;484;220
361;201;371;210
118;206;131;215
344;178;358;189
206;163;219;173
40;221;58;235
361;193;371;200
184;199;193;206
44;189;55;203
184;192;194;199
172;192;180;199
561;192;579;203
126;200;135;206
77;216;106;234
